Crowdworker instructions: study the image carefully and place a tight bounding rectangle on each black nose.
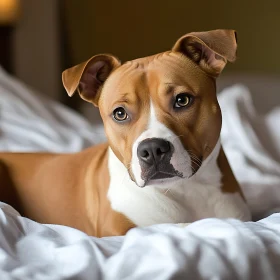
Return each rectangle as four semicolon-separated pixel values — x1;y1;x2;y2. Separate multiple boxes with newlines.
137;138;172;165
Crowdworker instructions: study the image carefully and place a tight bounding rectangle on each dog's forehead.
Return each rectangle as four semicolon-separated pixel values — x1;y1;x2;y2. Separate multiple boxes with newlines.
100;51;211;105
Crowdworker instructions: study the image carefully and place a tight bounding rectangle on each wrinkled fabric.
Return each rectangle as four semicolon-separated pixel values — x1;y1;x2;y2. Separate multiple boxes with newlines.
0;67;105;152
219;85;280;219
0;203;280;280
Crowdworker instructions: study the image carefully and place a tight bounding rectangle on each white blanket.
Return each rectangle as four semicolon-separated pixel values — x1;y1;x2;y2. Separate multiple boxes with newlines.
219;85;280;220
1;202;280;280
0;67;280;279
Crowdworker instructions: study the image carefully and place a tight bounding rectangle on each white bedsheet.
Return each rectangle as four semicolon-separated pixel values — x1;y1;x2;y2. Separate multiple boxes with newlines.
0;67;280;279
1;202;280;280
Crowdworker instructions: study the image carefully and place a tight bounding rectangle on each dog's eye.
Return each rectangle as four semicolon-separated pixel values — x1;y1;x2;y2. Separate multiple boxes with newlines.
113;107;128;122
174;93;193;108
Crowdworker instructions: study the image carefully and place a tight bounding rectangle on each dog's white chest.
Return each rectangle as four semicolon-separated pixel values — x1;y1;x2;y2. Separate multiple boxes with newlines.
107;149;251;227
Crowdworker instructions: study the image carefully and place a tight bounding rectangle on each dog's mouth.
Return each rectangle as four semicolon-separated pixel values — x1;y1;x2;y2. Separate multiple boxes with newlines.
139;163;184;187
127;167;181;187
150;171;178;180
143;170;183;187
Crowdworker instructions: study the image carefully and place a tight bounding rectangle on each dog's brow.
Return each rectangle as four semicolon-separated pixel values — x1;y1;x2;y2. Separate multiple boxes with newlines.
114;99;130;105
119;92;130;98
163;84;175;95
164;82;186;88
164;82;177;85
111;92;133;106
164;82;196;95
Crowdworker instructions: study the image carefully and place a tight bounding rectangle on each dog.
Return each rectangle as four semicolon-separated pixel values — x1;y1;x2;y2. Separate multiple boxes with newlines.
0;29;251;237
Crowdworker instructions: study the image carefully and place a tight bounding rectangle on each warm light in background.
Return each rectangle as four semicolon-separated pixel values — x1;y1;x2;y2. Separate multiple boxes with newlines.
0;0;20;24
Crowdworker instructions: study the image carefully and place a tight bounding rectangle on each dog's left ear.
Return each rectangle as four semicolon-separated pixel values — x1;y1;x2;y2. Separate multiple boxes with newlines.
172;29;237;77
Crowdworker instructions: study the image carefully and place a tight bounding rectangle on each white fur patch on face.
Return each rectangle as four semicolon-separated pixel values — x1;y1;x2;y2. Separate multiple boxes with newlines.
131;102;192;187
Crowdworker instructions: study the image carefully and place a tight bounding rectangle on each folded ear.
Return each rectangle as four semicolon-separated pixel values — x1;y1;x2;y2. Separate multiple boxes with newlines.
172;29;237;77
62;54;121;106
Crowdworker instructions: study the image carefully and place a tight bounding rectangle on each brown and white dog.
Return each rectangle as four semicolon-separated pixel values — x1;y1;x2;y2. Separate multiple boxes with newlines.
0;29;251;237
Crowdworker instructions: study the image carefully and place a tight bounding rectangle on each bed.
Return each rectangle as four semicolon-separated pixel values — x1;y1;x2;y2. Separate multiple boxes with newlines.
0;66;280;279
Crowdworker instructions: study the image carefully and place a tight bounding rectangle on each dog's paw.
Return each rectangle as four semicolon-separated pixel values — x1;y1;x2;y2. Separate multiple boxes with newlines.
177;223;191;228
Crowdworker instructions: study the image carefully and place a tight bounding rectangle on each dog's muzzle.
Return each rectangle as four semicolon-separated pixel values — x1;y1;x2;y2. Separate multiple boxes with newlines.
137;138;182;185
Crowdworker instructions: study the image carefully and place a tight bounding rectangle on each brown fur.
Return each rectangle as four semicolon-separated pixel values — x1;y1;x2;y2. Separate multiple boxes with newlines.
0;146;134;236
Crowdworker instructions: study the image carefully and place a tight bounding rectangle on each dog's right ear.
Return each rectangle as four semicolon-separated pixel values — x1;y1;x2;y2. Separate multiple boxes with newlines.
62;54;121;106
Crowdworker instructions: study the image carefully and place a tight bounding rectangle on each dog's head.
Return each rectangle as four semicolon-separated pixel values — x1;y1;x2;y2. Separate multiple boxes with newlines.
62;29;237;187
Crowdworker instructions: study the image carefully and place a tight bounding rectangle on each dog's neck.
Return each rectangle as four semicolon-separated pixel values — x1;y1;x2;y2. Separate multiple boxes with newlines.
107;140;224;226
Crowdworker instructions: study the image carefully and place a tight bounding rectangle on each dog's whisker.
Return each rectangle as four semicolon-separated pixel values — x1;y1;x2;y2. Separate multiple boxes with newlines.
191;157;202;166
186;150;203;165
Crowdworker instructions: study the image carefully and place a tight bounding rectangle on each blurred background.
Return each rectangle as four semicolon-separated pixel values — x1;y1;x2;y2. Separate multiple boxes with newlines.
1;0;280;123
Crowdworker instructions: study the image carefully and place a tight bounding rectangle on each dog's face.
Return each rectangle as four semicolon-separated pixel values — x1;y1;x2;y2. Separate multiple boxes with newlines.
99;53;221;187
62;29;237;187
